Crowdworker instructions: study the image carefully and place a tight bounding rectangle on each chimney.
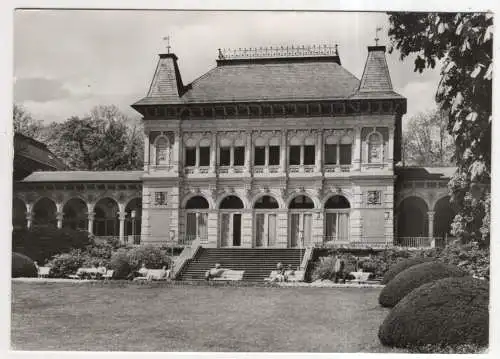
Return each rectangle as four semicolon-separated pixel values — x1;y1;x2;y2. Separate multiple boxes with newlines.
146;53;184;98
357;45;393;93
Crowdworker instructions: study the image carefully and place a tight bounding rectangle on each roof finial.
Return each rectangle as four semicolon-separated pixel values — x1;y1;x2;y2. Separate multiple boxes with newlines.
162;36;171;54
335;43;339;56
374;26;382;46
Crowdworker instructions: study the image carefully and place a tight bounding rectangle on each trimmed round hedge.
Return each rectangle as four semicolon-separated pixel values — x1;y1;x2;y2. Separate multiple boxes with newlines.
378;261;466;307
381;257;434;284
379;276;489;348
12;252;37;278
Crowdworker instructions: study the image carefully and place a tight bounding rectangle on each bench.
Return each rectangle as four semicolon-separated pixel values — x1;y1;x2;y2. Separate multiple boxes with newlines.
286;270;305;282
348;271;371;284
211;270;245;281
264;270;305;282
38;267;51;278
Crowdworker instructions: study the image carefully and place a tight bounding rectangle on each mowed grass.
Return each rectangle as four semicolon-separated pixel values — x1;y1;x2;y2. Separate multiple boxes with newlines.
11;281;399;352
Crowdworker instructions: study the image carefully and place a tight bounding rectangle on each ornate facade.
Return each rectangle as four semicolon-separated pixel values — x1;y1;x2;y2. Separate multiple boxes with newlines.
12;44;456;250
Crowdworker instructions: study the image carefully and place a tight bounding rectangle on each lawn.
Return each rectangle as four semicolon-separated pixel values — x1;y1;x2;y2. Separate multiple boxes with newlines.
11;281;399;352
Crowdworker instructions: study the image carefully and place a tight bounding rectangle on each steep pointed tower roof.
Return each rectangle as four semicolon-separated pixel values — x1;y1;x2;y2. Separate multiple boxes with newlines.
351;45;403;100
140;53;185;103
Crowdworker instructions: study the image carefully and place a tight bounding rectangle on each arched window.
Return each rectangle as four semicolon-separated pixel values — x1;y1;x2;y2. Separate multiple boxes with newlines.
156;137;169;165
324;195;350;242
185;196;209;243
368;132;383;163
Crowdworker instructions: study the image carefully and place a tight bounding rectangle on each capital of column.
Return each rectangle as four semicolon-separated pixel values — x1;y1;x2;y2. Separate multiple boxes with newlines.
427;211;435;219
87;212;95;221
26;212;33;220
56;212;64;221
118;211;127;221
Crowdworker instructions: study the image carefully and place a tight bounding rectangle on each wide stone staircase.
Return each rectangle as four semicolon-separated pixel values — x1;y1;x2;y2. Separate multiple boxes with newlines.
178;248;304;282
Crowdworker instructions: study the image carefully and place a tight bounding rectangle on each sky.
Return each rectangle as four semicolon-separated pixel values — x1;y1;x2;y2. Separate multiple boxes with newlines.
14;10;442;126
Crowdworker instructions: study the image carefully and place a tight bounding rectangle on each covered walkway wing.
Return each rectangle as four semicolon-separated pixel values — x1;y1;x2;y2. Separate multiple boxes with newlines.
13;171;143;245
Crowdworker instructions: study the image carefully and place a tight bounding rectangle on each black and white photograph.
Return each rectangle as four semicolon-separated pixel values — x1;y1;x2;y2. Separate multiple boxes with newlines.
5;2;495;354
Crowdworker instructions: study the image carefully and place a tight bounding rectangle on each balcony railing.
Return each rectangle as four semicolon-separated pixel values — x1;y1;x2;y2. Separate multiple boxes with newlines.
324;164;352;173
219;166;245;175
150;165;173;172
253;165;281;175
184;166;210;175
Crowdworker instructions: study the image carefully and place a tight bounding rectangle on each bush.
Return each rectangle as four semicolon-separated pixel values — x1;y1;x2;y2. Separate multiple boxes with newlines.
109;249;132;279
13;227;92;264
381;257;435;284
378;277;489;348
48;249;88;278
109;245;173;279
436;243;489;279
378;261;466;307
12;252;38;278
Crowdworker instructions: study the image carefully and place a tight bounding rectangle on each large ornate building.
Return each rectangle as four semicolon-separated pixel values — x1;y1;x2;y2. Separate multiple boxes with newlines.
13;44;456;250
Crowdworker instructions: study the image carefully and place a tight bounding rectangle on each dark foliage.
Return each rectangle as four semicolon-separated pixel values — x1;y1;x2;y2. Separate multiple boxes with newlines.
379;277;489;347
12;252;37;278
109;245;173;279
13;227;92;264
378;261;466;307
381;257;435;284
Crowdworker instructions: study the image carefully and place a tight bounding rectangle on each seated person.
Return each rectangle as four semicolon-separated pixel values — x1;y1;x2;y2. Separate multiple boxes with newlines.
147;266;171;281
274;262;287;282
205;263;225;281
137;262;149;277
96;263;107;279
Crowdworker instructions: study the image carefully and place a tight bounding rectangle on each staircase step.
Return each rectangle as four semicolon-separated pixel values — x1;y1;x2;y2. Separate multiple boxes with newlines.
178;248;305;282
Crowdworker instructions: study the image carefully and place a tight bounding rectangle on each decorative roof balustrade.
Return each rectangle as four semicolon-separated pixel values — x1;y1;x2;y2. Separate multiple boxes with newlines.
217;44;339;60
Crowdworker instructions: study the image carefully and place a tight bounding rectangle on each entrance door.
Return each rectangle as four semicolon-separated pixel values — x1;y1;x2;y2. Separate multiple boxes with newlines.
289;213;312;248
255;213;277;247
220;213;241;247
233;214;241;246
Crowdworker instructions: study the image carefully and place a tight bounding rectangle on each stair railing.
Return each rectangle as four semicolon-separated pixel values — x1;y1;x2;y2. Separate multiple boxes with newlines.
171;237;202;279
300;247;313;271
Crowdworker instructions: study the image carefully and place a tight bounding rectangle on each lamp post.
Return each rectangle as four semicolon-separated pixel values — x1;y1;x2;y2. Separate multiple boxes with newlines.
131;210;136;245
299;230;304;269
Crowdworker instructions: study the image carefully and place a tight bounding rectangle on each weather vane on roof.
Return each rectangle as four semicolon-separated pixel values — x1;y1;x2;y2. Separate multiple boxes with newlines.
163;36;171;54
375;26;383;46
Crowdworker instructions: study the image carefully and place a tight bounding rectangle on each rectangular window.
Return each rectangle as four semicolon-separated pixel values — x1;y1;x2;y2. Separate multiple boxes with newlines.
254;146;265;166
339;144;352;165
219;147;231;166
289;146;301;165
303;145;315;165
185;147;196;166
154;192;167;206
324;144;337;165
199;146;210;166
233;146;245;166
269;146;280;165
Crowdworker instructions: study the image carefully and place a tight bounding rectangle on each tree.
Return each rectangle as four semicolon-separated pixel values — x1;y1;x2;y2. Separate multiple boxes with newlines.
13;104;43;139
388;12;492;244
403;109;455;166
45;105;143;171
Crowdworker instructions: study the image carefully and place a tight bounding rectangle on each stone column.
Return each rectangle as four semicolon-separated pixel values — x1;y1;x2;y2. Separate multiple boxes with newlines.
143;131;150;171
195;144;200;167
172;130;180;174
207;211;218;248
353;127;362;171
388;127;395;170
87;212;95;234
300;145;304;166
56;212;64;229
280;130;287;172
210;132;217;173
428;211;435;244
264;146;269;166
241;211;253;248
315;131;322;173
26;212;33;229
119;211;127;244
245;131;251;174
